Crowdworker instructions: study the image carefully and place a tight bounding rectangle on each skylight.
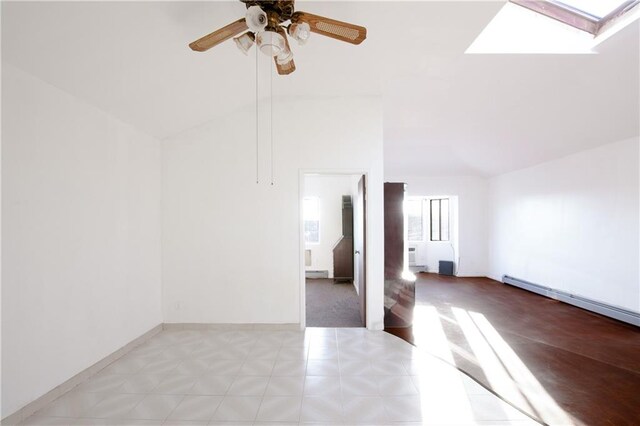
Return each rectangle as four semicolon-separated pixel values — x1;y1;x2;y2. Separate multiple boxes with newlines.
556;0;632;19
467;0;640;53
509;0;640;35
466;2;595;54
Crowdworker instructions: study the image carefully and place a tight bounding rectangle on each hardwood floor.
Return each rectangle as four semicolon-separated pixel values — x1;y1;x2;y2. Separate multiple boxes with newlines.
386;273;640;426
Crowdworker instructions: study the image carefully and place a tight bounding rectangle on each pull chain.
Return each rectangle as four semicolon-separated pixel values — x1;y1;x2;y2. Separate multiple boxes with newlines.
255;45;259;184
270;55;274;186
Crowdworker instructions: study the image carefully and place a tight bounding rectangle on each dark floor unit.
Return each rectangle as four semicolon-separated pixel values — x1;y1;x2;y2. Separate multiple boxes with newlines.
438;260;454;276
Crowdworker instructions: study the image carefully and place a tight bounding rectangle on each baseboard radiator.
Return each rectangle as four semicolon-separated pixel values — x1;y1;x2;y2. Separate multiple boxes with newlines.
503;275;640;327
306;270;329;279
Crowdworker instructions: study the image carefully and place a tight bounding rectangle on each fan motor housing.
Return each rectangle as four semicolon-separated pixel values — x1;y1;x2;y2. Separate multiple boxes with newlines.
241;0;295;22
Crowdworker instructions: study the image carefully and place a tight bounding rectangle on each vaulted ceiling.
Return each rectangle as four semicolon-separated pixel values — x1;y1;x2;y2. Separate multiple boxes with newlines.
3;1;638;177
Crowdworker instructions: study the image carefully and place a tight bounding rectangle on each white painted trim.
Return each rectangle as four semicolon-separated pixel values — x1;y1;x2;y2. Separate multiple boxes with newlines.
299;169;370;330
1;324;163;425
503;275;640;326
299;170;307;331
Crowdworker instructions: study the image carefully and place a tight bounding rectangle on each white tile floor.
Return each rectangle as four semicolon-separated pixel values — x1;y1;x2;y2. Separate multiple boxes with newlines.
21;328;540;425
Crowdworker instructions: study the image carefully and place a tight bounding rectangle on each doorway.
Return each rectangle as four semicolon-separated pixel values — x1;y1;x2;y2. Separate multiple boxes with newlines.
405;195;459;275
301;173;366;328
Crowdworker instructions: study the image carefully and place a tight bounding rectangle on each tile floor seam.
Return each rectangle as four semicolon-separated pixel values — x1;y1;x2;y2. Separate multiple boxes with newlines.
254;368;274;423
298;340;311;424
19;328;545;426
155;393;187;423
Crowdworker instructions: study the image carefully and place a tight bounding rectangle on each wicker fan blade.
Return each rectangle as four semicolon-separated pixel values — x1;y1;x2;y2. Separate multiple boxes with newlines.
275;28;296;75
292;12;366;45
189;18;249;52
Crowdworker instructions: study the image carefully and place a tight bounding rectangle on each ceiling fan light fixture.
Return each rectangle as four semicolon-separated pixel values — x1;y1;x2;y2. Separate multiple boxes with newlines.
188;2;368;75
256;30;286;57
276;47;293;65
289;22;311;45
246;5;268;32
233;32;255;55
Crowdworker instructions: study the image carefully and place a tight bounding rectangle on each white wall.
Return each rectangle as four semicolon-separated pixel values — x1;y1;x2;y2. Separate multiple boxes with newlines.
1;65;163;417
488;137;640;312
387;176;488;277
162;96;384;329
304;175;354;278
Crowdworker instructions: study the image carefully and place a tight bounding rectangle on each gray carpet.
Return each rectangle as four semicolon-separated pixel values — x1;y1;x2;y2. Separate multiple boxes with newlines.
305;278;363;327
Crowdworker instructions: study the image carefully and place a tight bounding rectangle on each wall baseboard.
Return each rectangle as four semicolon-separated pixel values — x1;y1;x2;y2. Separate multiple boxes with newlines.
503;275;640;327
1;324;163;425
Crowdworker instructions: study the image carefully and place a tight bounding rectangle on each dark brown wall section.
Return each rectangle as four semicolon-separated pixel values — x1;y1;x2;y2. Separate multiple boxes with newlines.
383;182;415;328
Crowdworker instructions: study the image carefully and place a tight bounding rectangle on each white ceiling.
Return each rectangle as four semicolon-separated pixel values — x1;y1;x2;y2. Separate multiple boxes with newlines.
3;1;638;177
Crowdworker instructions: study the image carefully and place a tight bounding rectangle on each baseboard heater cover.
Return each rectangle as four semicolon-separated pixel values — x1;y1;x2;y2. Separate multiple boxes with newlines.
503;275;640;327
306;270;329;279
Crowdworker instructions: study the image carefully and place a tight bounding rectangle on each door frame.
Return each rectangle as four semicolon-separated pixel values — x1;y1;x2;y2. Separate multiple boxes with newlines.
299;169;369;330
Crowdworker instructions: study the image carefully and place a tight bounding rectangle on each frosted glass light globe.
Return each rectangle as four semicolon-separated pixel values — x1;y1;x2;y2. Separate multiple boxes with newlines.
246;6;267;32
233;32;255;55
290;22;311;45
256;30;286;57
276;47;293;65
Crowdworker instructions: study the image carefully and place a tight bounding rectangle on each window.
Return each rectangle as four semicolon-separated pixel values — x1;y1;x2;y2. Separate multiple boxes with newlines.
509;0;639;35
406;199;424;242
430;198;450;242
303;197;320;244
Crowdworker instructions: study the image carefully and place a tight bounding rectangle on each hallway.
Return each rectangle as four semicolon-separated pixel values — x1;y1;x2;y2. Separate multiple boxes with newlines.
306;279;362;327
387;273;640;426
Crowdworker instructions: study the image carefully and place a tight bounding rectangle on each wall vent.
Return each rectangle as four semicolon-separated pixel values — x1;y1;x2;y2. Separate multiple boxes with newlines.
503;275;640;327
408;247;416;267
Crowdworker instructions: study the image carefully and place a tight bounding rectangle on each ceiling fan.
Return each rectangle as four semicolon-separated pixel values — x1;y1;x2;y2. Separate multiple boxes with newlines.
189;0;367;75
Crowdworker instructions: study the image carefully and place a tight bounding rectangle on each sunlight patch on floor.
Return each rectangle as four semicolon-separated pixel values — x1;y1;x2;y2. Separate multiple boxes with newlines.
452;307;534;411
469;311;575;425
412;305;456;363
451;306;575;425
410;305;538;425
